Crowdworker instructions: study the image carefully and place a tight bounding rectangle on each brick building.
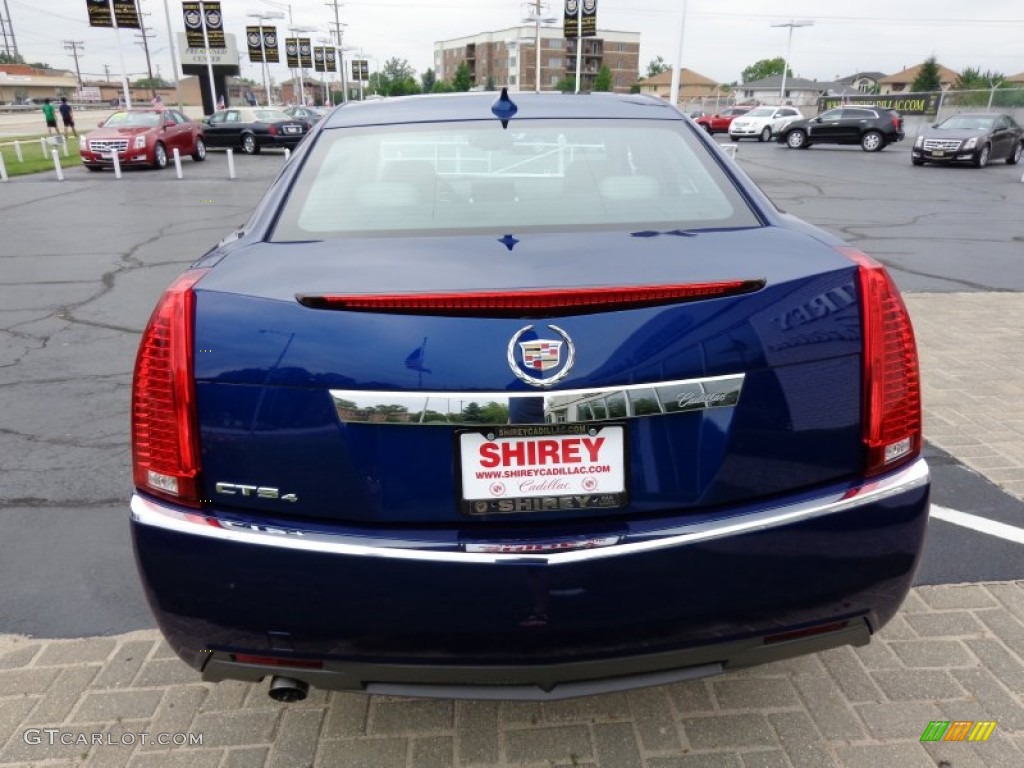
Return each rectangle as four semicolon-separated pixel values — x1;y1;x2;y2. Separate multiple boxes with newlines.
434;26;640;93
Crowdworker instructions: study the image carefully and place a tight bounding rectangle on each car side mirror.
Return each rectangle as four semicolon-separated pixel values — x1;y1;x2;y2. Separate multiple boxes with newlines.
814;117;822;123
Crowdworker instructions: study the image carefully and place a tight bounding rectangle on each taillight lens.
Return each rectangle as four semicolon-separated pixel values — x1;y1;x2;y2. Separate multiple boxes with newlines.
268;124;277;135
839;247;921;475
131;269;208;507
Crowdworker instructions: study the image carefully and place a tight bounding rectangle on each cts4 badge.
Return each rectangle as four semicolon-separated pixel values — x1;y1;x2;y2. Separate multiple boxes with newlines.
508;324;575;387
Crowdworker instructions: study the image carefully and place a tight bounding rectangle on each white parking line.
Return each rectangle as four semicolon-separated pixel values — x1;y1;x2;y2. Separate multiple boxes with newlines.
931;505;1024;545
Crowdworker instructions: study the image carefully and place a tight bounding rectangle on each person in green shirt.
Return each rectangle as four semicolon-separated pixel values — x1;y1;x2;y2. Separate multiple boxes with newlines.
41;99;58;135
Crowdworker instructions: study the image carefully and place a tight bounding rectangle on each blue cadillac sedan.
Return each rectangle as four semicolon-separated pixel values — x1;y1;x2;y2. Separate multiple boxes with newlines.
130;91;929;702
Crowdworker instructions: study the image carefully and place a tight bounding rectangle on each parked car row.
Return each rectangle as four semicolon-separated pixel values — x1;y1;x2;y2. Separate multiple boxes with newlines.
79;105;320;171
693;104;1023;166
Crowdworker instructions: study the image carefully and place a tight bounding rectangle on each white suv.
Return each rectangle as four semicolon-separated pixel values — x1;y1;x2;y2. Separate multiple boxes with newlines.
729;106;803;142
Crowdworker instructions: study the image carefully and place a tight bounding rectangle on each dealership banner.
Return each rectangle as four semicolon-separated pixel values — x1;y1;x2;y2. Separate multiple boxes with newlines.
351;59;369;80
817;92;941;116
246;25;279;63
299;38;313;68
313;47;326;73
85;0;141;29
563;0;596;39
182;1;225;50
285;37;299;68
325;48;337;73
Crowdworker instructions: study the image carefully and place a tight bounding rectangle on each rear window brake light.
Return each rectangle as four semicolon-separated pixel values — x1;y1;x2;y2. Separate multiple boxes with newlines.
296;280;766;317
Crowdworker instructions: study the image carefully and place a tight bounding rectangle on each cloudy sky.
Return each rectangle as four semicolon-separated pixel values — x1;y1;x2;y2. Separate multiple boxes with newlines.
5;0;1024;85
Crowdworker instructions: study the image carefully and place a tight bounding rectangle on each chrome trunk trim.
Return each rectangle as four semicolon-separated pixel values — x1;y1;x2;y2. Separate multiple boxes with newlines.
329;374;745;426
131;458;929;565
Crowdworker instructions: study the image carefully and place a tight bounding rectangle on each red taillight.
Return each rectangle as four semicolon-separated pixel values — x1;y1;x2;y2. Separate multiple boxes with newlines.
268;124;277;135
296;280;765;317
839;247;921;476
131;269;208;507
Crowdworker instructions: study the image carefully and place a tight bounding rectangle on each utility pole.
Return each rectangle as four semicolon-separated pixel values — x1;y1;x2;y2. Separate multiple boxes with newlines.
135;12;158;98
327;0;348;102
1;0;18;59
64;41;85;92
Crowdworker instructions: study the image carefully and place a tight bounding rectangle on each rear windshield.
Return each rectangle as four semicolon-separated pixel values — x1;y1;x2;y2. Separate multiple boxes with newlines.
271;119;759;239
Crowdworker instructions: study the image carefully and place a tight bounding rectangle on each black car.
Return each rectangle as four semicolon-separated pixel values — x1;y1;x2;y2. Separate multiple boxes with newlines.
911;112;1024;168
202;107;312;154
284;105;328;124
778;106;904;152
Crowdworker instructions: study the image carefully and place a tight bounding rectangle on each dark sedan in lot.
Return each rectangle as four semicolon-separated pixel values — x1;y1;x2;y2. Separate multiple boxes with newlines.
911;112;1024;167
131;92;928;703
202;107;312;154
284;105;328;124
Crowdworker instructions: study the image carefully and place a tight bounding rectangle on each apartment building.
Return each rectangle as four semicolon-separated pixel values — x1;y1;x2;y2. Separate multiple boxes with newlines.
434;26;640;93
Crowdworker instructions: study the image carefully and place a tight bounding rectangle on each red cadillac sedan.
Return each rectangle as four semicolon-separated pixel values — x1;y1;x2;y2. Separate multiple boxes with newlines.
80;108;207;171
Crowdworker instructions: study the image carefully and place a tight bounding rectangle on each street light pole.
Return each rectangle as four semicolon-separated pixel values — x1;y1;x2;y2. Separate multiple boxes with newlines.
771;19;813;104
668;0;688;107
162;0;182;107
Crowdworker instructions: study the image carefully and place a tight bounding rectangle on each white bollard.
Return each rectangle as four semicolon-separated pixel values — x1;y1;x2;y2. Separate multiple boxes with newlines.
40;137;47;155
0;152;7;182
173;147;183;179
14;141;23;163
284;148;291;163
721;143;738;160
51;149;64;182
112;150;122;179
226;148;236;179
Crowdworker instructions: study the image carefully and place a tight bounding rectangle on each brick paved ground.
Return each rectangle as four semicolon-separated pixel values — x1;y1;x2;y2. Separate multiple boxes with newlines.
907;294;1024;502
1;582;1022;767
1;293;1021;767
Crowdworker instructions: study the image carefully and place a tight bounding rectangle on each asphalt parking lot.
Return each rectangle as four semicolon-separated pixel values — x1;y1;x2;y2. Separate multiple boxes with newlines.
0;135;1022;767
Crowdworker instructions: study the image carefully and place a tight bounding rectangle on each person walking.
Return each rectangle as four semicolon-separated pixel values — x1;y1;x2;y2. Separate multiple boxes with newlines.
41;98;59;135
58;97;77;137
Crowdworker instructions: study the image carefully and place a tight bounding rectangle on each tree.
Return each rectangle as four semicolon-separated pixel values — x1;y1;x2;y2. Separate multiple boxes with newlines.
133;77;169;88
646;56;668;78
485;74;496;91
911;57;942;92
0;52;25;65
741;57;790;84
420;68;437;92
431;80;454;93
370;57;421;97
954;67;1003;91
452;61;472;92
555;75;576;92
593;64;613;92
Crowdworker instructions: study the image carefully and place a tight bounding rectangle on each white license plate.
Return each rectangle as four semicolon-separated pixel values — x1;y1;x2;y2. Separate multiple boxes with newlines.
931;150;945;157
284;126;300;134
459;425;627;514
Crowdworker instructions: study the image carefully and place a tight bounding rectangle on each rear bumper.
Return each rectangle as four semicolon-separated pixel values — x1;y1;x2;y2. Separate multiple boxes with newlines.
131;458;929;699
